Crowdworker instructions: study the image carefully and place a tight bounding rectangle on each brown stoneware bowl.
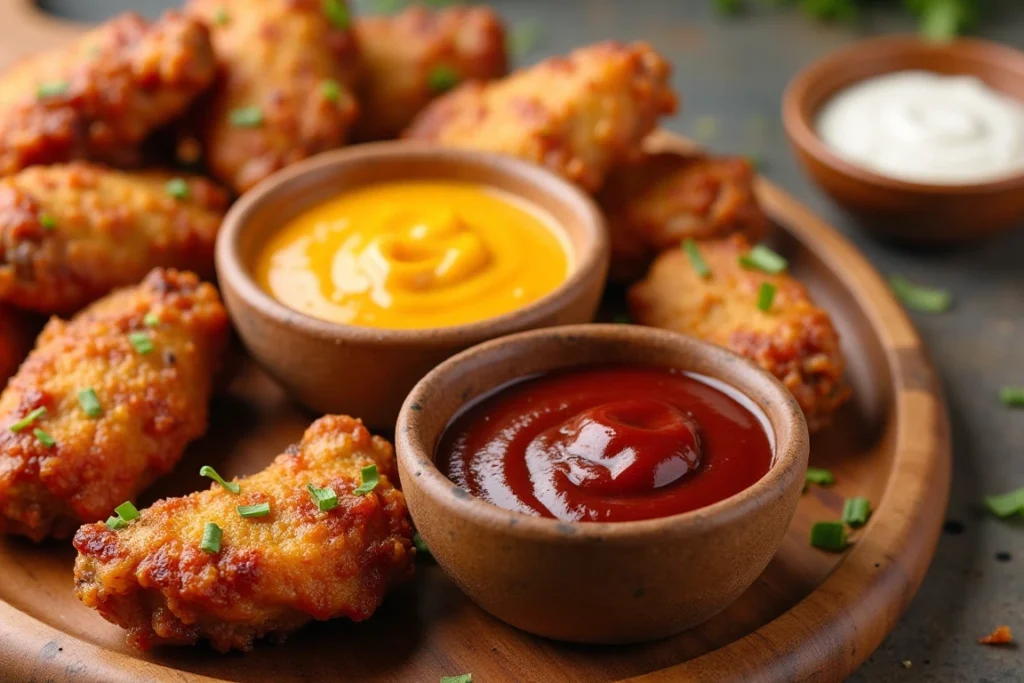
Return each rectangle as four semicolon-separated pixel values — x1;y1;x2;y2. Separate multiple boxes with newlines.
395;324;810;644
216;143;609;428
783;36;1024;245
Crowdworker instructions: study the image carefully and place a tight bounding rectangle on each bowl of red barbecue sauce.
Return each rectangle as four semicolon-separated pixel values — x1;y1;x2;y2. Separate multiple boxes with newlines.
396;325;809;644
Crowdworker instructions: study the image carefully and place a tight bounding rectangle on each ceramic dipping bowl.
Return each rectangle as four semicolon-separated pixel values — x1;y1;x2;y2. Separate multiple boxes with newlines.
783;36;1024;245
395;324;810;644
216;143;609;428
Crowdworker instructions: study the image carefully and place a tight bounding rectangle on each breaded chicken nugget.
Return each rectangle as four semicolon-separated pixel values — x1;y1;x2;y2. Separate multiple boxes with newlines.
0;305;36;385
0;162;227;315
73;415;414;652
0;12;215;175
186;0;360;193
0;269;228;541
352;5;507;141
599;152;770;282
404;41;677;192
628;235;849;430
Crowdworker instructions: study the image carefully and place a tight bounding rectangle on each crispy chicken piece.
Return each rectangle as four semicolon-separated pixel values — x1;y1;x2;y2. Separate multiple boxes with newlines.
0;306;36;385
0;269;228;541
73;415;415;652
352;5;508;141
628;235;849;430
0;162;227;315
599;152;770;282
186;0;360;193
404;41;677;192
0;12;216;175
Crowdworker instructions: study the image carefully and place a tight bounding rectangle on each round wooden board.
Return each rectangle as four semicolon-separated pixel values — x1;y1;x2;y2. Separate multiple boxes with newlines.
0;8;950;680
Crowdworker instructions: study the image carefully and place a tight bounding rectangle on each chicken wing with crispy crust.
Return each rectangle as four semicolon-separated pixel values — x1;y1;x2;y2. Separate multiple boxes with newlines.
599;152;770;282
0;269;228;541
628;235;849;430
0;162;227;315
186;0;360;193
404;41;677;192
74;415;414;652
0;12;216;175
352;4;508;141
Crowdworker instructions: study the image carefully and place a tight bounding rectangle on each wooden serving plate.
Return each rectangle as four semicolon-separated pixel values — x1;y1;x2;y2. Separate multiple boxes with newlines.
0;8;950;680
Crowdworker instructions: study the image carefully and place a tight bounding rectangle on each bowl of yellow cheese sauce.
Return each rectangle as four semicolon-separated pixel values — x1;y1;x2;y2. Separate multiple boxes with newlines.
216;143;609;427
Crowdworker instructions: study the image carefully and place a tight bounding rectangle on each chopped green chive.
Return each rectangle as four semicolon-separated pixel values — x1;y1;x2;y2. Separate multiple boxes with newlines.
10;406;47;433
201;522;222;554
999;387;1024;407
213;6;230;25
229;106;264;128
810;521;847;552
440;675;472;683
200;465;241;494
105;515;127;530
128;331;153;355
682;239;711;279
143;312;160;328
739;245;788;274
428;65;460;93
165;177;190;200
889;276;952;313
320;78;341;103
237;502;270;518
805;467;834;486
413;531;430;556
39;214;57;230
842;497;872;528
353;464;379;495
33;428;55;447
983;488;1024;518
757;282;776;313
77;388;103;418
307;483;339;511
322;0;350;29
36;81;69;99
920;0;960;42
115;501;140;521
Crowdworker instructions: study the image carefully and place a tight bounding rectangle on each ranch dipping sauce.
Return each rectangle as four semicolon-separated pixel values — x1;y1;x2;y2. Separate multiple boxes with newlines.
816;70;1024;185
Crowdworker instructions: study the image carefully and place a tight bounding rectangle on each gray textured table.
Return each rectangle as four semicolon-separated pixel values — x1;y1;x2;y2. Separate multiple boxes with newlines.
33;1;1024;680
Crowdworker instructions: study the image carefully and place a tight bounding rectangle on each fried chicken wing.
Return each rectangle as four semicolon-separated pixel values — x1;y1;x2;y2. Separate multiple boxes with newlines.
628;235;849;430
186;0;360;193
599;152;770;282
0;162;227;315
352;5;507;141
73;415;414;652
0;269;228;541
0;12;216;175
404;41;677;192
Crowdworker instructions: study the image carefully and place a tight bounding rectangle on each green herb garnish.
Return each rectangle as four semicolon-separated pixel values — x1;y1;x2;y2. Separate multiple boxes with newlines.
984;488;1024;518
33;428;55;447
353;465;379;495
889;276;952;313
229;106;264;128
10;406;46;433
39;214;57;230
36;81;69;99
413;531;430;556
739;245;788;274
115;501;139;521
201;522;222;554
77;388;102;418
842;497;872;528
805;467;834;486
128;331;154;355
428;65;460;93
810;521;847;552
307;483;339;511
200;465;241;494
322;0;350;29
143;312;160;328
237;502;271;518
999;387;1024;407
105;516;127;530
320;78;341;103
440;675;472;683
165;177;190;200
757;282;776;312
682;239;711;279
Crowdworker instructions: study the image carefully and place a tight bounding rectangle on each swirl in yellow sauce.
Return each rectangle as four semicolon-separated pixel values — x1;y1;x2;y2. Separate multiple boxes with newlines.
255;181;572;329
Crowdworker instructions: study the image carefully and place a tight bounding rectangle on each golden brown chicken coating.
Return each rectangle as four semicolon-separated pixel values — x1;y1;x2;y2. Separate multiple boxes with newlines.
73;415;414;652
0;162;227;315
404;41;677;192
0;269;228;541
0;11;216;175
599;152;770;282
186;0;360;193
352;4;508;141
628;235;849;430
0;305;36;386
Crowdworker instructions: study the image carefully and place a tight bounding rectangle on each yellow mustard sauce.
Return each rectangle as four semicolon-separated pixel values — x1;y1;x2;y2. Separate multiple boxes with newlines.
255;181;572;330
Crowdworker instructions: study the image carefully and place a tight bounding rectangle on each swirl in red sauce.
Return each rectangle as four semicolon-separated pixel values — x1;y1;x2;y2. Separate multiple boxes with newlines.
438;364;773;522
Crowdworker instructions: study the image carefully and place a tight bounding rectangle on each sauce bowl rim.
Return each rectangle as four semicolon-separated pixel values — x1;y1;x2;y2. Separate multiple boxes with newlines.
215;141;609;346
782;34;1024;196
396;324;810;542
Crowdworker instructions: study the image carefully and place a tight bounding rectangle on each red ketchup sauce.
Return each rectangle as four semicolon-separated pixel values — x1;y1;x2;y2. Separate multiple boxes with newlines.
437;364;773;522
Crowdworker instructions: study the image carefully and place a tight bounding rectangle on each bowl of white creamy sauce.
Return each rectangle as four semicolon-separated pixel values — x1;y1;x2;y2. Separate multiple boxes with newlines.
816;70;1024;185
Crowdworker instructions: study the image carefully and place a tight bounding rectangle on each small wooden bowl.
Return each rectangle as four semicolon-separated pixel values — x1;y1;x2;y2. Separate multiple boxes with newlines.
783;36;1024;245
215;143;609;428
395;324;810;644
